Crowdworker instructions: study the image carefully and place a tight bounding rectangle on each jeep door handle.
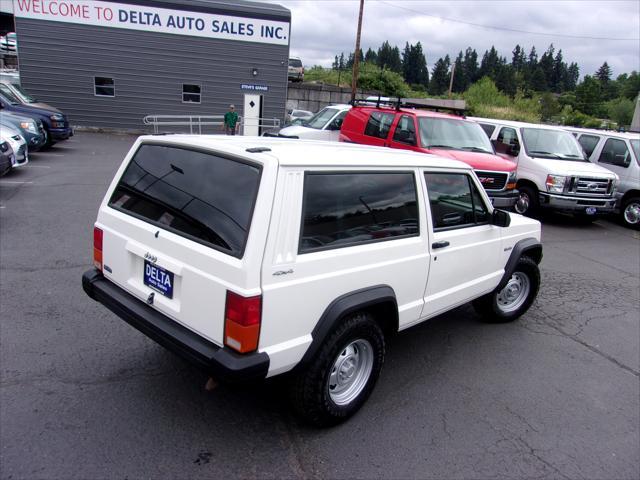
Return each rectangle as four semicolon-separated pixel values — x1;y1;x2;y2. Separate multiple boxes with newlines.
432;241;450;249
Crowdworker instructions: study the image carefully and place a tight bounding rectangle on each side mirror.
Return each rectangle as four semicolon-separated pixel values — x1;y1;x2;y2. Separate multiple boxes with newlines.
492;209;511;227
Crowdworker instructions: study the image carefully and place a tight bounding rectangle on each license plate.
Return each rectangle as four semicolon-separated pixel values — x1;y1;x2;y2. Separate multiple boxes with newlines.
585;207;597;215
143;260;174;298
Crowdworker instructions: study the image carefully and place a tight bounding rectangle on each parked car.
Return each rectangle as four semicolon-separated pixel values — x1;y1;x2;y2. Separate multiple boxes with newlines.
340;104;519;208
0;124;28;166
0;80;57;110
0;32;16;52
472;117;619;220
288;57;304;82
82;135;542;426
0;139;15;176
286;108;313;125
565;127;640;229
0;92;72;148
276;104;350;141
0;111;46;152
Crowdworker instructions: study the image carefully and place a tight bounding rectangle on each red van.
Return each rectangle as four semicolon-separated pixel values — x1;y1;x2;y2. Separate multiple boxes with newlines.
339;104;518;208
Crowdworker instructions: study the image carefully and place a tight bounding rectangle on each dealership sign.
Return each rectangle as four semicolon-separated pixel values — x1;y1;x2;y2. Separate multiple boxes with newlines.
13;0;290;45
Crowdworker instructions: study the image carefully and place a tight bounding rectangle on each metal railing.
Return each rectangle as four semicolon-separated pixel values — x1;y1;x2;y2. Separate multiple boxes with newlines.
143;115;281;135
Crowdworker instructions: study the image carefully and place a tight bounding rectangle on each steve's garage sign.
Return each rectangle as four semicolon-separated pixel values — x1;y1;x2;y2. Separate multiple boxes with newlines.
14;0;290;45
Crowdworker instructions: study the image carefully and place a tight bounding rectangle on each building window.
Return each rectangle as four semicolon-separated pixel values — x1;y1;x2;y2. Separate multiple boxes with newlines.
94;77;115;97
182;84;201;103
299;171;419;253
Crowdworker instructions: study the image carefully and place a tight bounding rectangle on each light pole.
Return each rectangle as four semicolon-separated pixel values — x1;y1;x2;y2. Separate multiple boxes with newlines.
350;0;365;103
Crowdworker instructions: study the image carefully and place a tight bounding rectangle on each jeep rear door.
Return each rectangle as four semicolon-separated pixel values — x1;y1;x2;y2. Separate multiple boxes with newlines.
96;141;273;347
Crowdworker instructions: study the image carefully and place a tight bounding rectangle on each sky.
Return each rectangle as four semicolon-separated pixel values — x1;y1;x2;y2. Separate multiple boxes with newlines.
258;0;640;79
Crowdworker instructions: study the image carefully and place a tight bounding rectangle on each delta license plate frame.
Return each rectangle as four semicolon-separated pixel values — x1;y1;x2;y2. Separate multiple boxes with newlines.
143;260;174;299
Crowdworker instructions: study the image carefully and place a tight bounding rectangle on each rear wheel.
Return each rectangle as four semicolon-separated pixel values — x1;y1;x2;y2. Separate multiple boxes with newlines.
621;197;640;230
290;312;385;427
514;185;538;217
473;256;540;323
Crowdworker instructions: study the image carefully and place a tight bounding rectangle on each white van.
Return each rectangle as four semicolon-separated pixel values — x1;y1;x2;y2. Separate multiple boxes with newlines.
471;117;618;220
565;127;640;229
275;104;350;142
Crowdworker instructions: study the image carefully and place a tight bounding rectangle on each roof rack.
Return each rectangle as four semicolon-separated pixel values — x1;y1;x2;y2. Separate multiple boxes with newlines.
352;96;467;116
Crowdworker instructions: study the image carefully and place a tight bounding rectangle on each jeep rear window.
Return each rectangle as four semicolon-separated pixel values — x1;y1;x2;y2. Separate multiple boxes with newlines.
364;112;395;139
300;172;419;253
109;144;261;258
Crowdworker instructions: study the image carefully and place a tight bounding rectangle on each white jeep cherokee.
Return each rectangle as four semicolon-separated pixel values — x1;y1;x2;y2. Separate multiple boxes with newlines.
82;136;542;426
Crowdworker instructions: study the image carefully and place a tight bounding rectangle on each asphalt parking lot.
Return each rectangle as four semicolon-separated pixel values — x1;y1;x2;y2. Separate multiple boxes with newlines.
1;132;639;480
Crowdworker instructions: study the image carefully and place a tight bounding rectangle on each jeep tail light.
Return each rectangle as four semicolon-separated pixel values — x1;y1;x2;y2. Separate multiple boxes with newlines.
93;226;103;271
224;291;262;354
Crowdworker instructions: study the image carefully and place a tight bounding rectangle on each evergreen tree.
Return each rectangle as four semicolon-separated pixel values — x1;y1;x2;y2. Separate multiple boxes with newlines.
479;46;500;80
452;51;468;93
364;47;377;64
495;61;517;96
463;47;479;83
332;55;339;70
512;45;526;72
430;55;451;95
338;52;345;70
538;44;555;90
377;41;402;73
531;66;547;91
575;75;603;116
565;62;580;91
402;42;429;87
596;62;612;85
552;49;567;93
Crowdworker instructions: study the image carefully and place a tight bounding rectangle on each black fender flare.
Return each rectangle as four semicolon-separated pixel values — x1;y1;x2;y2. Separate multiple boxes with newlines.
498;238;543;290
296;285;398;370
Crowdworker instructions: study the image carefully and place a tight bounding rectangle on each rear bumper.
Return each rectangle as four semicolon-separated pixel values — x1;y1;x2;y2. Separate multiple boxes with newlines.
539;192;616;214
488;189;519;209
82;269;270;383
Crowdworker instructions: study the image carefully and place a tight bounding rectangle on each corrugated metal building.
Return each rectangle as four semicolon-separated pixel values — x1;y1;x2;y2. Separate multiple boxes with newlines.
13;0;291;134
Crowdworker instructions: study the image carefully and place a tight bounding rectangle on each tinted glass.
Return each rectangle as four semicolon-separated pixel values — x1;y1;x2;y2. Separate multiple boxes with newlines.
522;128;586;161
95;77;115;96
301;172;419;252
289;58;302;67
495;127;519;155
598;138;630;167
364;112;395;139
424;172;488;229
419;117;494;153
479;123;496;137
630;139;639;162
577;134;600;158
392;115;417;145
109;144;261;258
182;84;201;103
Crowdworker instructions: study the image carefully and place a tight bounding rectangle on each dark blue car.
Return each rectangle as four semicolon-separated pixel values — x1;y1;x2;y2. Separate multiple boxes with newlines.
0;92;72;147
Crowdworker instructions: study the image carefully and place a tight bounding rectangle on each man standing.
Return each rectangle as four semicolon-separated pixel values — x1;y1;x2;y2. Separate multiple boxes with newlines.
223;104;239;135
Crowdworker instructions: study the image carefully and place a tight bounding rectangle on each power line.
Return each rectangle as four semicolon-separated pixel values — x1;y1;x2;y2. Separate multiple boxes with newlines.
378;0;640;41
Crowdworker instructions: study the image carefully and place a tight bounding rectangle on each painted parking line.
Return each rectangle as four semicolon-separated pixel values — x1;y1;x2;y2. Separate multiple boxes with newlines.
23;165;51;169
0;181;34;184
34;153;65;157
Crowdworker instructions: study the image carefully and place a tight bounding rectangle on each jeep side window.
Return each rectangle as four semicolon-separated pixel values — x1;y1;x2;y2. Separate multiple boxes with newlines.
364;112;395;139
598;138;631;168
577;134;601;158
494;127;519;156
300;172;419;253
392;115;417;145
424;172;489;230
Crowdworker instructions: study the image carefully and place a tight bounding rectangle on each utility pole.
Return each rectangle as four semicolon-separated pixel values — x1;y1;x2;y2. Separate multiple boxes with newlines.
448;62;456;99
351;0;365;103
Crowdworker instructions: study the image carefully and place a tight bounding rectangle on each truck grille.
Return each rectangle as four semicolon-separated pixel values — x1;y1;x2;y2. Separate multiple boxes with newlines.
568;177;614;197
475;171;508;191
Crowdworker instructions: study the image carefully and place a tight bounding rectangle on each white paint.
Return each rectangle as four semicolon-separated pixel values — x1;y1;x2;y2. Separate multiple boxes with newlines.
243;93;262;136
13;0;290;45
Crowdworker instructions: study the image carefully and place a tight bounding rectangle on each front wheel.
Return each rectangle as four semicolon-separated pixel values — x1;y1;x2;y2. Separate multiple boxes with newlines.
290;312;385;427
473;256;540;323
514;185;539;217
621;197;640;230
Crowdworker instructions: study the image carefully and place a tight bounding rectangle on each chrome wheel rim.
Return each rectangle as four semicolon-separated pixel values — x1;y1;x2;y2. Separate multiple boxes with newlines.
328;339;373;406
496;272;530;313
623;201;640;225
515;192;530;214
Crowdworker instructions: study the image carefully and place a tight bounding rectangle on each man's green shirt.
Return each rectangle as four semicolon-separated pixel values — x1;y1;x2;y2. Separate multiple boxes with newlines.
224;111;239;128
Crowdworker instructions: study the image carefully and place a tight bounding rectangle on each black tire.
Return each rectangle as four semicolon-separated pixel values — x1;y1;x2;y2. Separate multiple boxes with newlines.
514;185;539;217
40;126;55;150
473;256;540;323
290;312;385;427
620;196;640;230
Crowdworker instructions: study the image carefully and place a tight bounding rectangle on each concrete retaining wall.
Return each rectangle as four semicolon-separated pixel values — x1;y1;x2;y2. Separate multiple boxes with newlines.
286;82;380;112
